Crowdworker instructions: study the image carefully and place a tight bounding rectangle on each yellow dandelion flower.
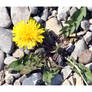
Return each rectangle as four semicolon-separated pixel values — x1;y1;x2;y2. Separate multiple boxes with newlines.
12;18;45;49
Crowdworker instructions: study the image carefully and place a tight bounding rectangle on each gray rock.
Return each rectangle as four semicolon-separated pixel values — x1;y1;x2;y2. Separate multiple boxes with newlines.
89;25;92;32
52;10;57;17
35;48;46;57
81;20;90;30
78;49;92;64
11;7;30;25
29;7;38;15
24;49;30;55
83;32;92;43
70;7;77;16
0;28;14;54
71;39;87;60
89;46;92;52
51;74;63;85
22;73;42;85
0;50;4;71
0;72;2;80
5;74;14;84
14;74;26;85
66;43;75;54
57;7;70;21
61;66;72;80
4;56;17;65
33;16;41;22
41;8;48;21
56;55;64;66
0;7;11;28
87;7;92;11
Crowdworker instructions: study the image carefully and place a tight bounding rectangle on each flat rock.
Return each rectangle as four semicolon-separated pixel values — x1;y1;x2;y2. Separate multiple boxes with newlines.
11;7;30;25
71;39;87;60
81;20;90;31
0;7;11;28
22;73;42;85
61;66;72;80
0;50;4;71
0;28;14;54
78;49;92;64
73;73;84;85
46;17;62;35
57;7;70;21
41;8;48;21
83;32;92;43
29;7;38;15
4;56;17;65
13;49;24;59
0;72;2;80
51;74;63;85
70;7;77;16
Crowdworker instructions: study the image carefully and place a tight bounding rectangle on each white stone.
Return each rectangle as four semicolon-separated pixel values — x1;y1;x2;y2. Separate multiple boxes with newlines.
46;17;62;35
11;7;30;25
0;7;11;27
13;49;24;59
4;56;17;65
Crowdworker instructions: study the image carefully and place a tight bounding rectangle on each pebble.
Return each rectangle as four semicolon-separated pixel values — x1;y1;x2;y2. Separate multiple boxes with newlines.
89;19;92;24
0;7;11;28
29;7;38;15
57;7;70;21
0;72;2;80
51;74;63;85
33;16;41;22
61;66;72;80
89;25;92;32
35;48;46;57
41;8;48;21
14;75;26;85
70;7;77;16
83;32;92;43
24;49;30;55
22;73;42;85
4;56;17;65
11;7;30;25
66;43;75;54
52;10;57;17
0;28;14;54
62;79;71;85
87;7;92;11
78;49;92;64
0;50;4;71
13;49;24;59
56;55;64;66
5;74;14;84
81;20;90;30
46;17;62;35
73;73;84;85
89;46;92;52
71;39;87;60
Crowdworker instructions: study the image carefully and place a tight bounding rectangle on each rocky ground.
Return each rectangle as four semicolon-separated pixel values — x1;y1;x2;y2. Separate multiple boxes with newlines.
0;7;92;85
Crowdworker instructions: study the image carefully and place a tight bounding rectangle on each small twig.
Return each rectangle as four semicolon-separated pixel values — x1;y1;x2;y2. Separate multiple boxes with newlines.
65;57;88;85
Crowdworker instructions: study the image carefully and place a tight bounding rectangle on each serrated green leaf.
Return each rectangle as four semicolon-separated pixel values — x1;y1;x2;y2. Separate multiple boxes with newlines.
8;58;24;71
65;32;69;37
84;71;92;83
65;20;74;25
70;26;75;34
